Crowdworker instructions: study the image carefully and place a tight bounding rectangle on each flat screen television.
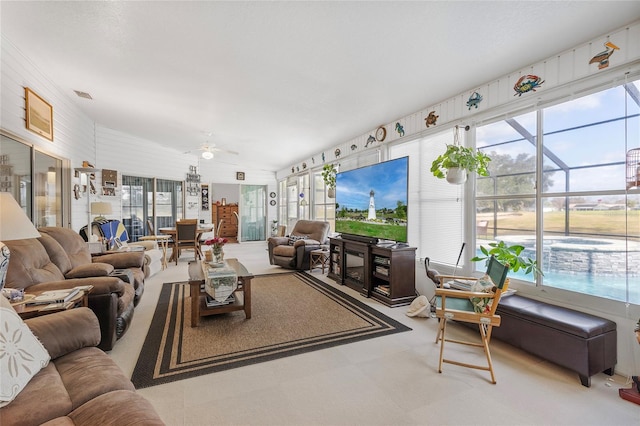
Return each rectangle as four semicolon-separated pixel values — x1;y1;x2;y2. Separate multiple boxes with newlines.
335;156;409;244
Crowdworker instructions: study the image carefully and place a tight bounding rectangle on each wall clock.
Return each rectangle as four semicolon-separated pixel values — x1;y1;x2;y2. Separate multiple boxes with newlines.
270;199;276;206
375;126;387;142
270;192;276;198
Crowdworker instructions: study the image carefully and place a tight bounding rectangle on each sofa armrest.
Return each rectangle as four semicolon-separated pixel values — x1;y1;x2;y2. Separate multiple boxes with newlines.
93;251;145;269
268;236;290;247
24;307;101;359
65;262;114;279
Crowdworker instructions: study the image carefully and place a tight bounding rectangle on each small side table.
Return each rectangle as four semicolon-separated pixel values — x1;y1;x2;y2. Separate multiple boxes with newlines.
139;234;171;269
10;286;93;320
310;249;330;274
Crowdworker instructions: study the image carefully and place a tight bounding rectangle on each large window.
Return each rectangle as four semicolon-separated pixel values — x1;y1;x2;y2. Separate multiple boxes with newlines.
1;132;66;227
475;79;640;304
122;176;183;241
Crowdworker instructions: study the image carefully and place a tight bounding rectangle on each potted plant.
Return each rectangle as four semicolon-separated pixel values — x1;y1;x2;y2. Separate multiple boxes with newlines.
322;163;337;198
471;240;542;278
430;144;491;184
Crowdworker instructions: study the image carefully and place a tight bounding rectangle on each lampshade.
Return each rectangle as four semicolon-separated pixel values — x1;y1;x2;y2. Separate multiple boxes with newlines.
91;201;113;215
0;192;40;290
202;150;214;160
0;193;40;241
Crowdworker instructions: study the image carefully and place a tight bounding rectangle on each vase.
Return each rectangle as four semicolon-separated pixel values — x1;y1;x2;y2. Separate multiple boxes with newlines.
213;248;224;264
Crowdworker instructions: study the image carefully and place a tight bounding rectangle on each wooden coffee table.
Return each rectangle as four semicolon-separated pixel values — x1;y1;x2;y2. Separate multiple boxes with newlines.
187;258;253;327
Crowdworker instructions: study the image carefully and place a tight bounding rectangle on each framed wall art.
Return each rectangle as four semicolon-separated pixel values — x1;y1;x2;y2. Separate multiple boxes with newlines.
236;171;245;181
25;87;54;141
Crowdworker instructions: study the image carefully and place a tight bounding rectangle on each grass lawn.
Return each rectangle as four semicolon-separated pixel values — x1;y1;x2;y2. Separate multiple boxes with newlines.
477;210;640;238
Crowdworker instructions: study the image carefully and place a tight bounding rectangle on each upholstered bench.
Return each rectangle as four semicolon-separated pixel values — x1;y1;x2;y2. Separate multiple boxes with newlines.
492;295;616;387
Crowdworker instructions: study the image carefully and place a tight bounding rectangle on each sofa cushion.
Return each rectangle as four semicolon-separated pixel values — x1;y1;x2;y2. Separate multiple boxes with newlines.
273;245;296;257
39;228;93;270
4;238;66;289
62;390;165;426
66;263;114;279
0;296;50;408
55;347;135;410
0;362;72;426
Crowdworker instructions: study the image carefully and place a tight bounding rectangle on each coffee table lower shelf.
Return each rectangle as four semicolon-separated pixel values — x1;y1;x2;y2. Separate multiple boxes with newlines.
187;258;253;327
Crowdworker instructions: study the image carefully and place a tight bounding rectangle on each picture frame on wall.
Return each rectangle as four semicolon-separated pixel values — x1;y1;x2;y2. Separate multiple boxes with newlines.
236;172;245;181
25;87;54;141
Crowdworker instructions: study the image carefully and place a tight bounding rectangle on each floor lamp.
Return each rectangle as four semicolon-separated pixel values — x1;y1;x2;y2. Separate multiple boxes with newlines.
75;167;99;242
0;193;41;289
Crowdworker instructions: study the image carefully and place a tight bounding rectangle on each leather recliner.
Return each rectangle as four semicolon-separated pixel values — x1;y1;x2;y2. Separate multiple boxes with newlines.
4;235;136;351
38;227;146;305
268;220;330;270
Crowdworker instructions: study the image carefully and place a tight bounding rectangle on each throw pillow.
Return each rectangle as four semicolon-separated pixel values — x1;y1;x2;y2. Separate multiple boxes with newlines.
469;274;497;314
0;296;50;407
288;235;308;245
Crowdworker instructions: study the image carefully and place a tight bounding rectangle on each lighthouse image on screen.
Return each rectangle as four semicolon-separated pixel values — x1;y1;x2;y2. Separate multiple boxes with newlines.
335;156;409;243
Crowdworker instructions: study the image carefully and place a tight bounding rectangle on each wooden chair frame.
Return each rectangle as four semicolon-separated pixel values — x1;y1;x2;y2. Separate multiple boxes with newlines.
434;256;509;384
175;219;200;265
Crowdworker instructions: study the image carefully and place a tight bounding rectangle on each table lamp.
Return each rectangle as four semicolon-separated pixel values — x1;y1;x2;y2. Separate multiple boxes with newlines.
0;193;41;290
91;201;112;221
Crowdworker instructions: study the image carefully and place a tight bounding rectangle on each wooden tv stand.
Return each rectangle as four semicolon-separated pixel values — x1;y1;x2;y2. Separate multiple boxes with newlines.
327;237;417;307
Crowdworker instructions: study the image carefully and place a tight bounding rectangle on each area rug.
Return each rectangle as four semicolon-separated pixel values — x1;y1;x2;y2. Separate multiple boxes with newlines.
131;272;411;388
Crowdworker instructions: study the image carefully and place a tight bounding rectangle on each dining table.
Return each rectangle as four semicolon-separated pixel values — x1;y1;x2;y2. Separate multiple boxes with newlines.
158;225;214;263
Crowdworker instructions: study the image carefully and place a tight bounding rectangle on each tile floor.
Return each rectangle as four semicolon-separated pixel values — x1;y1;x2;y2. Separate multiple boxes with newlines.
109;242;640;425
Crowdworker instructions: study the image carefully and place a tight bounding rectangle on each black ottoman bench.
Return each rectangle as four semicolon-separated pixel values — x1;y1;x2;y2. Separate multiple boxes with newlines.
493;295;616;387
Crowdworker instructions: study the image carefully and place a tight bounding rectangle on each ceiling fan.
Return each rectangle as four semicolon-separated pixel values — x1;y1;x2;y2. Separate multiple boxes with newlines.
185;143;239;160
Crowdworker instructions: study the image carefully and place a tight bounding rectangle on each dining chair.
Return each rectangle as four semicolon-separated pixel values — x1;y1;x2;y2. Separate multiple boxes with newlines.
174;219;200;265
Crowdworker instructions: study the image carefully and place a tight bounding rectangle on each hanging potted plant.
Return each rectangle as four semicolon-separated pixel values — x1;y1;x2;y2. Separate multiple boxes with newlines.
322;163;337;198
430;126;491;184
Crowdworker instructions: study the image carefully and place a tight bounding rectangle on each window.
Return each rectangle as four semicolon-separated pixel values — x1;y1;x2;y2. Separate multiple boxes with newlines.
474;79;640;304
122;176;183;241
313;170;335;233
391;130;464;266
476;112;539;282
0;132;66;227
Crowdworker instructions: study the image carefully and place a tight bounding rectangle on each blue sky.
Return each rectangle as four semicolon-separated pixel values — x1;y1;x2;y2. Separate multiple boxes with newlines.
336;157;408;211
476;80;640;194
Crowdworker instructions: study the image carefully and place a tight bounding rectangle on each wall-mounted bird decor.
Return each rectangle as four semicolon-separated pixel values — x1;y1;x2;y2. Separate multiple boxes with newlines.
395;122;405;136
589;41;619;70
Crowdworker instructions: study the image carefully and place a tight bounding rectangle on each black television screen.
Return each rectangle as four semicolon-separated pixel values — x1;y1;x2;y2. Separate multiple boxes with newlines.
335;156;409;243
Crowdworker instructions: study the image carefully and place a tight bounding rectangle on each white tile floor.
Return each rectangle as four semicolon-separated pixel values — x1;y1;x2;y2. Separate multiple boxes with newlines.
109;242;640;425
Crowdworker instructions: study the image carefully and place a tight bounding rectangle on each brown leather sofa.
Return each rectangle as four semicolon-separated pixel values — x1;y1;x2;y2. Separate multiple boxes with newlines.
39;227;146;305
268;220;330;270
0;307;164;426
4;233;136;351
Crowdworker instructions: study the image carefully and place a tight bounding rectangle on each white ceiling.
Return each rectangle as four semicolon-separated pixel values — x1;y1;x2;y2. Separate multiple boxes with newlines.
2;1;640;172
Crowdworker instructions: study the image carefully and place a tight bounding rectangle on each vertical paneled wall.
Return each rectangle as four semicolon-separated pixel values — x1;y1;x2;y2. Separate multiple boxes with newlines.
279;20;640;179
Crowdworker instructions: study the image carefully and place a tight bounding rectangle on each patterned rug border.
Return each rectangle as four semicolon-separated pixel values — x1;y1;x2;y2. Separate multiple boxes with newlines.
131;272;411;388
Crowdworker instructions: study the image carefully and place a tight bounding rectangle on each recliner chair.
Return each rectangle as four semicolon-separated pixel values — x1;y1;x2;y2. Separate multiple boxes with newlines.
268;220;330;270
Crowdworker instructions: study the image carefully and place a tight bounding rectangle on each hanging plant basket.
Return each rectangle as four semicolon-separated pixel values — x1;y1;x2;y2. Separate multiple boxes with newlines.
430;126;491;184
446;167;467;184
327;187;336;198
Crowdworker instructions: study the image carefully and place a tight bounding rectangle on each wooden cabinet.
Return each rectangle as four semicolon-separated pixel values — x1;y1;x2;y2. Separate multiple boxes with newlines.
328;237;416;307
211;205;238;238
